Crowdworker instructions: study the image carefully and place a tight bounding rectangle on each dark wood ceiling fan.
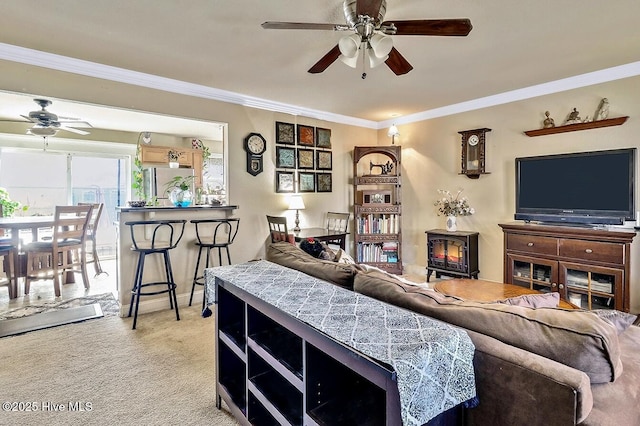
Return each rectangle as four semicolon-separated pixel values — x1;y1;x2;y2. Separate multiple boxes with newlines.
262;0;472;76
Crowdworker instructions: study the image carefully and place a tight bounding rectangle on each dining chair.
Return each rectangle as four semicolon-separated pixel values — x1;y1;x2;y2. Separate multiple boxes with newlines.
326;211;349;249
0;242;17;299
23;204;93;297
78;202;107;276
266;215;294;244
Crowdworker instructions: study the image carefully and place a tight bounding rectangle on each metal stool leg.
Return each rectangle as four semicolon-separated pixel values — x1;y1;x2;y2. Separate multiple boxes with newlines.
131;252;146;330
164;250;180;321
190;245;205;306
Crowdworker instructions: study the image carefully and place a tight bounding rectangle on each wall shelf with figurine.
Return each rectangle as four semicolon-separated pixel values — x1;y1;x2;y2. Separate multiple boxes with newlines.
524;116;628;137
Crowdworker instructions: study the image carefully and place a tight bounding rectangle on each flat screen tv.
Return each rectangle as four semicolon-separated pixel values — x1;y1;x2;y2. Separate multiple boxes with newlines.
515;148;636;225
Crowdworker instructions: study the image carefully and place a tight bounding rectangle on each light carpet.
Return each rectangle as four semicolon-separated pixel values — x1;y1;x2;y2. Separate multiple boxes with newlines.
0;306;239;426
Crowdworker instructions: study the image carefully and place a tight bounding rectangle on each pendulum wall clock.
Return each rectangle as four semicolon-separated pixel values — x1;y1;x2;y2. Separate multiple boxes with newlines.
458;128;491;179
244;132;267;176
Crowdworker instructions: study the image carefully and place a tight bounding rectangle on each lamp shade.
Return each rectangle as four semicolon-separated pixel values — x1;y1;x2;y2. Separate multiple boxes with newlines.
367;49;389;68
388;124;399;137
369;33;393;58
339;53;359;68
338;33;361;58
288;194;305;210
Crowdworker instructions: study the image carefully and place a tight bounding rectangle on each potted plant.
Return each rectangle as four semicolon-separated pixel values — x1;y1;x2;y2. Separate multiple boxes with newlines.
164;175;196;207
0;187;27;217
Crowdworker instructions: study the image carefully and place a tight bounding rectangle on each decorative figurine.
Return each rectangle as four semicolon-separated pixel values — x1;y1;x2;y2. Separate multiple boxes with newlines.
369;160;394;175
542;111;555;128
594;98;610;121
564;108;581;125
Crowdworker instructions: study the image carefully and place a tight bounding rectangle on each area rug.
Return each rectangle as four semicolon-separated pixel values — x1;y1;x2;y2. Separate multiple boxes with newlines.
0;304;104;338
0;292;120;320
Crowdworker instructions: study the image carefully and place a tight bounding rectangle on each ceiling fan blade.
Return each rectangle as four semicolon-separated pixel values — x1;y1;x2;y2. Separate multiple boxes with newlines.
383;19;472;36
385;47;413;76
308;44;342;74
20;114;38;123
59;120;93;128
262;21;348;31
356;0;384;17
59;125;90;135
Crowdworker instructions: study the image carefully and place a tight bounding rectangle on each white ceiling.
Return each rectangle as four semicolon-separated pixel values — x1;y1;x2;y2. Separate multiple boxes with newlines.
0;0;639;134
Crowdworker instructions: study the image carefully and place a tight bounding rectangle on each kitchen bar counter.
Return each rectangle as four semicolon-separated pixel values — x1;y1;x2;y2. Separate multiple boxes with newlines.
117;204;238;213
115;204;238;317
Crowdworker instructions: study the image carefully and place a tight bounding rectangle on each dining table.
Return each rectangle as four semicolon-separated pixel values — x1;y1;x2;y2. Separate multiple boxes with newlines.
0;215;77;298
293;227;348;250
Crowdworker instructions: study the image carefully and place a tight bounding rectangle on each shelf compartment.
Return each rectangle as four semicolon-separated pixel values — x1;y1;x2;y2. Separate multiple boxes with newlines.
306;343;386;426
218;285;246;351
248;306;303;380
524;116;628;137
218;339;247;414
248;392;280;426
248;349;303;426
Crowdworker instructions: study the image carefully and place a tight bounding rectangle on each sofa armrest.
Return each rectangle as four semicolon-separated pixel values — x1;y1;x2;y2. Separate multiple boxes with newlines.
465;329;593;426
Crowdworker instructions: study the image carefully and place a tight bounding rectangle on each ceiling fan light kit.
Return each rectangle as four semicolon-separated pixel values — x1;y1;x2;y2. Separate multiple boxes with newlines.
262;0;472;76
21;98;92;137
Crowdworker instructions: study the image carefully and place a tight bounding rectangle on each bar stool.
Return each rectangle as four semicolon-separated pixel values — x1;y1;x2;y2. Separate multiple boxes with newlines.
190;218;240;311
125;219;186;330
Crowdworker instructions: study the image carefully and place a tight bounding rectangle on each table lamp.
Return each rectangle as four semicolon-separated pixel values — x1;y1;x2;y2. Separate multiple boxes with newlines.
288;194;305;232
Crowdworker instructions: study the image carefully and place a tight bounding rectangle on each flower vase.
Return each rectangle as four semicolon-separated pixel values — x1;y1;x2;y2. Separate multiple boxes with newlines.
446;215;457;232
169;188;193;207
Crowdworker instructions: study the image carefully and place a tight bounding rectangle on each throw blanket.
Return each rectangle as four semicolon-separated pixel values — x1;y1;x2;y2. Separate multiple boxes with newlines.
206;260;476;426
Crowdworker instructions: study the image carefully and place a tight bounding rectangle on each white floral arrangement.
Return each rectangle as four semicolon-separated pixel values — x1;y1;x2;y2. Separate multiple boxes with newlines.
434;189;475;217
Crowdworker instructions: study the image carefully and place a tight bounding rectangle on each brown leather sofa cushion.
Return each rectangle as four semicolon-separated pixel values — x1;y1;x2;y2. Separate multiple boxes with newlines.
266;242;360;290
354;271;622;384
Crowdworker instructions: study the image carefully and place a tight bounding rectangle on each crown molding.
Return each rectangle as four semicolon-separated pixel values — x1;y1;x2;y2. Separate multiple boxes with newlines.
0;43;377;129
378;61;640;129
1;43;639;131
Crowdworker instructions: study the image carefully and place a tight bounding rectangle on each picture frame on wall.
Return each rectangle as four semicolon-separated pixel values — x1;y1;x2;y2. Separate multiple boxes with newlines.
275;121;295;145
276;146;296;168
275;171;295;193
316;150;332;170
297;148;314;169
297;124;315;146
298;172;316;193
316;127;332;148
316;173;332;192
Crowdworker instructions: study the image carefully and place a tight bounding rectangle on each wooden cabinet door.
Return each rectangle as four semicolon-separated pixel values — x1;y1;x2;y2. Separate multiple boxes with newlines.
140;146;170;164
558;262;623;310
505;253;559;294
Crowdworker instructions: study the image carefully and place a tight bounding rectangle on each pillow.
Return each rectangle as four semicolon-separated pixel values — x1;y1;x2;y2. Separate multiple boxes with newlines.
266;242;360;289
271;231;295;244
497;292;560;308
591;309;638;334
334;249;356;264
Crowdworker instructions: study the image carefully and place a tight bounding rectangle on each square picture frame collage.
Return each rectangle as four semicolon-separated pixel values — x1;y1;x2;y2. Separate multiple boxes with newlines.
274;121;332;193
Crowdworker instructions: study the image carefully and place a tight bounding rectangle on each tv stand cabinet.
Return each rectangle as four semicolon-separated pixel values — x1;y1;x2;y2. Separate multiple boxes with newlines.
499;222;635;312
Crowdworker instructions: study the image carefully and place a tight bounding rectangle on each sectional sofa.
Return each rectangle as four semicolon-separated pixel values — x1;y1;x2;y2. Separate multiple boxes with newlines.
265;242;640;426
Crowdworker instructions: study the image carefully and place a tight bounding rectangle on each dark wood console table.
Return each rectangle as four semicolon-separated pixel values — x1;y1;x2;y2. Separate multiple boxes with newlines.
209;260;477;426
499;222;635;312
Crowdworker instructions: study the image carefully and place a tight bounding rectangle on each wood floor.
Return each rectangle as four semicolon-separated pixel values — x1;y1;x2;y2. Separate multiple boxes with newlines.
0;258;118;313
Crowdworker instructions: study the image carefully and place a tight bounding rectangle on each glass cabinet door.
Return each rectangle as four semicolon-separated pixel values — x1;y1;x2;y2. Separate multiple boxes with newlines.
506;254;558;294
559;262;623;310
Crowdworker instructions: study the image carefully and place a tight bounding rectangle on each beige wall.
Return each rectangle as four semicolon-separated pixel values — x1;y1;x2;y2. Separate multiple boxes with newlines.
391;76;640;312
1;61;639;311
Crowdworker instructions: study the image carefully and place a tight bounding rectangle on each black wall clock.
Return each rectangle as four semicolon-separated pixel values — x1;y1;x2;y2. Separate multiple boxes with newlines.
244;133;266;176
459;128;491;178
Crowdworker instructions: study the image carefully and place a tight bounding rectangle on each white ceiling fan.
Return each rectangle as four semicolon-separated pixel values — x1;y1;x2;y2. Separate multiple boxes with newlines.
20;98;93;136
